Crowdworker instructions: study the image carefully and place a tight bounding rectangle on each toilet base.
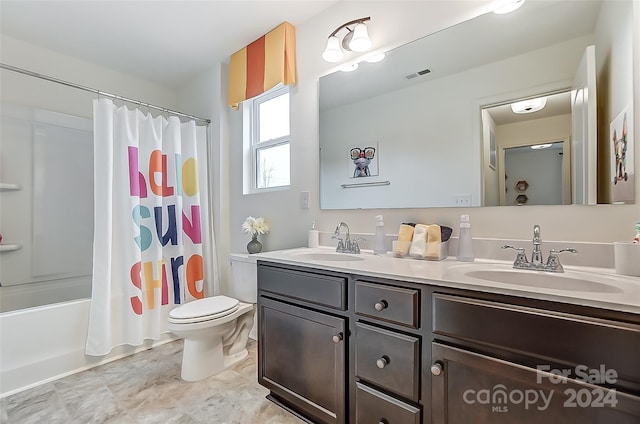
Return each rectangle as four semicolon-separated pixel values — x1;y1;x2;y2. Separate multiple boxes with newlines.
174;303;255;382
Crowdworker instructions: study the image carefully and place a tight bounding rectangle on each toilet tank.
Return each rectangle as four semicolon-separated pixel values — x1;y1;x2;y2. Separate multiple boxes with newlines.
229;253;258;303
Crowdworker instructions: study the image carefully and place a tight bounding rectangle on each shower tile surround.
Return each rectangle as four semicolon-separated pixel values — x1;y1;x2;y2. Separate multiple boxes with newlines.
0;340;304;424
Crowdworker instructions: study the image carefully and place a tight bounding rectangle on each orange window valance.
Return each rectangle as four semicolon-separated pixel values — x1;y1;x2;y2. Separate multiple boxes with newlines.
228;22;297;110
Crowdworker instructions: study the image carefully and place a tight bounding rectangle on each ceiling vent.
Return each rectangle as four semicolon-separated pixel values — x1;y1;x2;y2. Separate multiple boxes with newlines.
405;68;431;80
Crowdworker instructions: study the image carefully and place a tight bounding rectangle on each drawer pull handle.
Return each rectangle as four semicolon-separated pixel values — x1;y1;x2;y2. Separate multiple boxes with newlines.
376;356;389;369
431;361;444;376
374;300;388;311
332;333;343;344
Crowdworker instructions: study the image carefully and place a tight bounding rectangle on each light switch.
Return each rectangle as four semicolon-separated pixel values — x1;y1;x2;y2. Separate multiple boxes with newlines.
300;191;310;209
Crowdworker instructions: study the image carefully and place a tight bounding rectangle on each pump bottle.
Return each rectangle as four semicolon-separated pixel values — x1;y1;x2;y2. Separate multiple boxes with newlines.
456;214;474;262
374;215;387;255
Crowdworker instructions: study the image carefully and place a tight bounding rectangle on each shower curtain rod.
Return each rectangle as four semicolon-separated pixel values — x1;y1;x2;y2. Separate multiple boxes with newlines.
0;63;211;124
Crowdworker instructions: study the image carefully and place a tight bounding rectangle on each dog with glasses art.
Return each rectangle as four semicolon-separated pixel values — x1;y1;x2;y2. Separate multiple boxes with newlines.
350;147;376;177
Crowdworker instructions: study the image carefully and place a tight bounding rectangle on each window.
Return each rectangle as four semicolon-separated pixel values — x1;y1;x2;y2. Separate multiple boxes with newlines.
247;86;290;191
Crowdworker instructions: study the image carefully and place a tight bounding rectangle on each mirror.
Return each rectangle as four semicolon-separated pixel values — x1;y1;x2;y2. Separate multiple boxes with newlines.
319;0;635;209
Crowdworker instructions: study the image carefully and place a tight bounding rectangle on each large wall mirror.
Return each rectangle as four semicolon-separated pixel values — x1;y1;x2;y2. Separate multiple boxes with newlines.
319;0;635;209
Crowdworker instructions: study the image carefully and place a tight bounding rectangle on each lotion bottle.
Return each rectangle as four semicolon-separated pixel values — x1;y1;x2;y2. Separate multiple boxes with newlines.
456;214;475;262
374;215;387;255
308;221;319;248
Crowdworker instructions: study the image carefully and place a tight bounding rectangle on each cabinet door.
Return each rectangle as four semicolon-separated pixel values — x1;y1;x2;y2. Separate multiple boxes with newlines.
431;342;640;424
259;297;346;424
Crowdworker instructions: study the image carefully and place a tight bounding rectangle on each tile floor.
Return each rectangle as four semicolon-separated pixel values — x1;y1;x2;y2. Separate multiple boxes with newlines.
1;340;305;424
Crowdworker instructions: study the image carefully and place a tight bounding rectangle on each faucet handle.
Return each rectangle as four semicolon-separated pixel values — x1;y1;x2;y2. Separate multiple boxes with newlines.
351;237;365;254
502;244;529;268
545;248;577;272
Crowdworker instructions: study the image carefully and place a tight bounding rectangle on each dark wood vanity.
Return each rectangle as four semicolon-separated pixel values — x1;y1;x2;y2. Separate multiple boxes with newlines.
257;261;640;424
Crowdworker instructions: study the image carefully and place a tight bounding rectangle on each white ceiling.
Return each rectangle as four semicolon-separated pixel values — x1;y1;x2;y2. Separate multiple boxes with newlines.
0;0;339;88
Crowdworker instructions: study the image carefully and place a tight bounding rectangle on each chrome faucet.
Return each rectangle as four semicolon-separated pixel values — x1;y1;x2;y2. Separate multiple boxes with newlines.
332;222;362;253
530;224;544;267
502;224;577;273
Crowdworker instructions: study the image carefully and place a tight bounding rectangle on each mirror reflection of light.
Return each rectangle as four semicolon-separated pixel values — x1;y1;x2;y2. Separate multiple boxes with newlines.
341;63;359;72
531;144;553;150
493;0;526;15
365;53;386;63
511;97;547;114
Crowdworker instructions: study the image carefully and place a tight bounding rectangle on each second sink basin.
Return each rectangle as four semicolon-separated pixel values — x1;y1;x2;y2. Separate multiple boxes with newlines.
445;263;624;293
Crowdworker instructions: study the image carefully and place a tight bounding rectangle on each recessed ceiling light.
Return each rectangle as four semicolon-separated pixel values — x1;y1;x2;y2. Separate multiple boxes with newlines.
511;97;547;114
531;143;553;150
341;63;359;72
365;53;386;63
493;0;526;14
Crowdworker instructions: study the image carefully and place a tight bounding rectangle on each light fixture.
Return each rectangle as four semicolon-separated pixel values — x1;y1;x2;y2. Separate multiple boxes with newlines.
510;97;547;114
531;144;553;150
322;17;372;63
365;53;386;63
493;0;526;14
341;63;359;72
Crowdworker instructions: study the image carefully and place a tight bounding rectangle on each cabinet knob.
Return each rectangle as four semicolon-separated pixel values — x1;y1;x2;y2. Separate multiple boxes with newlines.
431;361;444;376
332;333;343;344
376;356;389;369
374;300;388;311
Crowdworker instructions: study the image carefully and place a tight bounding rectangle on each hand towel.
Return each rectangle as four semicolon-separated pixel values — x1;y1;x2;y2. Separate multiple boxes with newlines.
425;224;442;259
394;224;415;256
409;224;429;257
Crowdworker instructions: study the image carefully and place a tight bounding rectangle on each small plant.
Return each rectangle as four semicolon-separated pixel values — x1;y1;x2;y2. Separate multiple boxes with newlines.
242;216;270;236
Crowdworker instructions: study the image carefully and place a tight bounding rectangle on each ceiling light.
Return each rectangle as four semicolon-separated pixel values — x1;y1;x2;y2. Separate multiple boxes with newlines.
322;17;372;63
365;53;386;63
511;97;547;114
493;0;526;14
531;144;553;150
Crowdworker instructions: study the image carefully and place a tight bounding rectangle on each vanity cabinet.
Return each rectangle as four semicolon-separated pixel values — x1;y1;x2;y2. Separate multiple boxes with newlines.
430;293;640;423
257;263;348;424
257;261;640;424
353;279;423;423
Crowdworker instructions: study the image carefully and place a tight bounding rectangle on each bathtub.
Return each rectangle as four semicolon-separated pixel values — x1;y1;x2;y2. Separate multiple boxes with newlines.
0;299;176;397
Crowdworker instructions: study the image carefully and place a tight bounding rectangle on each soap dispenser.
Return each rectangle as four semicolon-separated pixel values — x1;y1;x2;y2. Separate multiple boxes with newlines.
374;215;387;255
456;214;474;262
308;221;319;248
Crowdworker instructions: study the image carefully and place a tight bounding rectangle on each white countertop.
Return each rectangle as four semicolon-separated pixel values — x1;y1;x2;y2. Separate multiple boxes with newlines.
253;247;640;315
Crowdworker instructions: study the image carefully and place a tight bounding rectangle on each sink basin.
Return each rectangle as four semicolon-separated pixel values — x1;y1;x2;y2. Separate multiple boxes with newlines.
291;252;365;262
445;263;624;293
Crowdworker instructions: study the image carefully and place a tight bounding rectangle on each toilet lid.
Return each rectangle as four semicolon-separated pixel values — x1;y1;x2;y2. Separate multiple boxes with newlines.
169;295;239;320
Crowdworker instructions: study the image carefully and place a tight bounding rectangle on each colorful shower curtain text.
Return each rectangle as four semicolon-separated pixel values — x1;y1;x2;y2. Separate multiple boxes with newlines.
127;146;204;315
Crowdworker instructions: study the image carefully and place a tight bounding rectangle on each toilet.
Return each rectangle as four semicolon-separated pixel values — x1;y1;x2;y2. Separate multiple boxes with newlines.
167;253;257;382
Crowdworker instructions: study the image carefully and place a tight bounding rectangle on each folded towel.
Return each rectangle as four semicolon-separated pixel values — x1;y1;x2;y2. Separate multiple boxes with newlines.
440;226;453;242
425;224;442;259
394;224;415;256
409;224;429;257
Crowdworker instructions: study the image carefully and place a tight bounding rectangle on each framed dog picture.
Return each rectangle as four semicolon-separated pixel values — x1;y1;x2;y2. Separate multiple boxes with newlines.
348;142;379;178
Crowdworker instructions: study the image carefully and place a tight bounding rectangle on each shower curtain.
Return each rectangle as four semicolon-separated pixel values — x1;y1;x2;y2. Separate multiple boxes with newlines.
86;98;216;356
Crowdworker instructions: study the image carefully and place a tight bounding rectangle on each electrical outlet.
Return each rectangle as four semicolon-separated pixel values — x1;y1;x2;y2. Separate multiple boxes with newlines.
300;191;310;209
454;194;471;207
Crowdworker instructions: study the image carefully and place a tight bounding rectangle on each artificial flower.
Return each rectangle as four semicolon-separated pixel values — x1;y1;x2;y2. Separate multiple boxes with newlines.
242;216;270;235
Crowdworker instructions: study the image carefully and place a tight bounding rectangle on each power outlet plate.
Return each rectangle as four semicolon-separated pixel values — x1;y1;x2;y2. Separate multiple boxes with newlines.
454;194;472;207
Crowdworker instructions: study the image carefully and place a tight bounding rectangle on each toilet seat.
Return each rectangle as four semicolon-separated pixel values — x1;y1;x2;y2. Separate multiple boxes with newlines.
168;295;240;324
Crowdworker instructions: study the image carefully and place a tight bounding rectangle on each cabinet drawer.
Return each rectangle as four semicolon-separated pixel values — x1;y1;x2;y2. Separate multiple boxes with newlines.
355;281;419;328
432;293;640;389
356;383;421;424
356;322;420;401
258;264;347;310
